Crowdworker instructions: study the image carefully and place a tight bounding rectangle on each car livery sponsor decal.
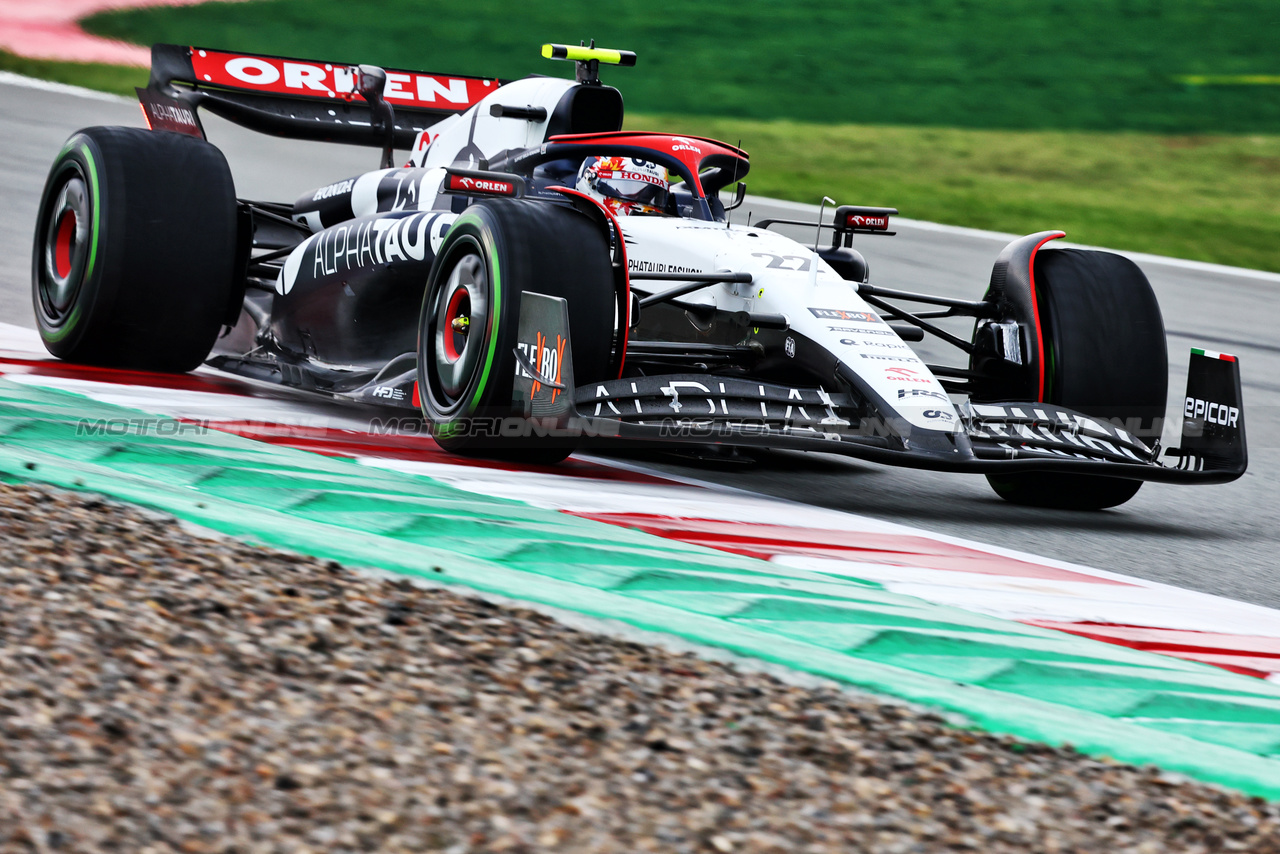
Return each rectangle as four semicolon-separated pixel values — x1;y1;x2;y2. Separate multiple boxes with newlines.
143;103;200;135
860;353;920;363
588;378;851;432
446;174;517;196
1185;397;1240;427
829;325;896;336
513;292;576;417
627;259;702;274
188;49;493;110
883;367;933;384
589;157;667;187
898;388;951;403
312;179;354;201
810;308;881;323
279;212;456;294
517;332;567;402
844;213;890;230
840;338;909;349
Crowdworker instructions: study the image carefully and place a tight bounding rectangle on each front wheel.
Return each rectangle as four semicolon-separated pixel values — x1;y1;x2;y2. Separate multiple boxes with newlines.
975;243;1167;510
417;199;616;462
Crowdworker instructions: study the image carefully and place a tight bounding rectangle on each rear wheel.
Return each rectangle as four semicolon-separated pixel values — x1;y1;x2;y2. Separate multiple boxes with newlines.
417;199;616;462
979;247;1167;510
32;126;238;373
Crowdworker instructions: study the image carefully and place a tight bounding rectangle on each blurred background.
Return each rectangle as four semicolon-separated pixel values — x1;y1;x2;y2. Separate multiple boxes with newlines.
3;0;1278;271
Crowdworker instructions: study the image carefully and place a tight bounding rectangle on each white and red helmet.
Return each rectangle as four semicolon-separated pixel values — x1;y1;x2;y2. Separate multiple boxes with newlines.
575;156;670;216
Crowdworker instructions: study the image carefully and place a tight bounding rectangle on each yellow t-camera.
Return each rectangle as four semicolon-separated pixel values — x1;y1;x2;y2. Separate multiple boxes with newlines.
542;44;637;67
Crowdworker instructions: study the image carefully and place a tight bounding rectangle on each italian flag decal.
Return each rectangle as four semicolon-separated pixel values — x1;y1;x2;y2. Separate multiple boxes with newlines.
1191;347;1237;362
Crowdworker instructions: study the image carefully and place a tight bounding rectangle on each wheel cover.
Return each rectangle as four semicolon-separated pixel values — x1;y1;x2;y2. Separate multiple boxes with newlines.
431;250;489;403
38;172;91;322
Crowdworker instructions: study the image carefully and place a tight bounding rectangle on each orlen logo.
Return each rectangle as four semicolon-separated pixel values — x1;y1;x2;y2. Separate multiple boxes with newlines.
884;367;931;384
189;49;491;110
670;136;702;154
448;175;515;195
1185;397;1240;427
845;214;890;230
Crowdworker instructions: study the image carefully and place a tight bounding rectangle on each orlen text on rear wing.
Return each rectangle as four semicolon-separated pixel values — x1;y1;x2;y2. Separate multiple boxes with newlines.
142;44;507;149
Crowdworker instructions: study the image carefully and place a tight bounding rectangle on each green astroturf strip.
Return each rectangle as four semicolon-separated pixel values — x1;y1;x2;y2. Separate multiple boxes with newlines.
1;377;1278;798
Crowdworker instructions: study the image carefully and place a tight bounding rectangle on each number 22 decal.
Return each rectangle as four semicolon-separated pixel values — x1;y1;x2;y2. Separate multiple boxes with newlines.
752;252;811;272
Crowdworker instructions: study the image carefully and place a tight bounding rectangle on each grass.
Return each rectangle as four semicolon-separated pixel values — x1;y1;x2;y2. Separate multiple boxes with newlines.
0;49;144;97
82;0;1280;133
630;114;1280;271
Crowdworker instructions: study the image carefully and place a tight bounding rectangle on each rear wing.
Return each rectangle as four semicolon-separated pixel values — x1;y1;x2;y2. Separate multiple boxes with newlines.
141;43;508;149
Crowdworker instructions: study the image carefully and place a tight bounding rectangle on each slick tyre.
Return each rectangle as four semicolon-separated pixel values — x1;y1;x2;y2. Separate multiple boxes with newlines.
417;199;615;462
33;127;238;373
985;248;1167;510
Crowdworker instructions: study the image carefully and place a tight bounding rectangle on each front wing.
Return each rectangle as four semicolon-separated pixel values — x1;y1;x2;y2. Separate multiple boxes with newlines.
545;351;1247;485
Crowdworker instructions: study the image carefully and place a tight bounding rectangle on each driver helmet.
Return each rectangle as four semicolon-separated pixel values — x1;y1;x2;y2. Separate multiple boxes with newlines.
575;156;670;216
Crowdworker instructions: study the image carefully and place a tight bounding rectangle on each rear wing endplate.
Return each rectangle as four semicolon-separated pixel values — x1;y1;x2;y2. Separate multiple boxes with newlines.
142;43;508;149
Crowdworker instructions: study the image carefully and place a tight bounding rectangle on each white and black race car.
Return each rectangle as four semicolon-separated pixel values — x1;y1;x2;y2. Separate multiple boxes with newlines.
32;42;1246;509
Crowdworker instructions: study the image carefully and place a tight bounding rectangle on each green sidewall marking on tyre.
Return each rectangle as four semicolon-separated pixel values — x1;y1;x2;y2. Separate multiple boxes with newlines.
437;212;505;430
81;144;100;283
473;230;501;409
434;212;502;437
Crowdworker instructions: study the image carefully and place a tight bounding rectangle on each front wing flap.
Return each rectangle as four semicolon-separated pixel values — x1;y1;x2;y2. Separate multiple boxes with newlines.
962;401;1158;466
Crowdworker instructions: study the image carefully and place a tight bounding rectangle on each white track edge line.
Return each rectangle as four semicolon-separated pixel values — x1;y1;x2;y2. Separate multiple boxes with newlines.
0;71;129;103
744;194;1280;283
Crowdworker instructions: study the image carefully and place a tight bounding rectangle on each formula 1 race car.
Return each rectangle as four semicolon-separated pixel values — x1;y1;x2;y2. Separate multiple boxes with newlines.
32;42;1247;509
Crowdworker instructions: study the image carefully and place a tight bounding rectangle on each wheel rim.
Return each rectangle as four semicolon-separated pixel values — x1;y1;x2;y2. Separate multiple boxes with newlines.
431;249;489;403
38;172;91;322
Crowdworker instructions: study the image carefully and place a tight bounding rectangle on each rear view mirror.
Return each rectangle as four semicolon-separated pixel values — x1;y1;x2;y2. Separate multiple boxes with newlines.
724;182;746;211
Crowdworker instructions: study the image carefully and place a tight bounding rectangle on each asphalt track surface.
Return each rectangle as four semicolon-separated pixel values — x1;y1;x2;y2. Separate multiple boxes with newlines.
2;79;1278;609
